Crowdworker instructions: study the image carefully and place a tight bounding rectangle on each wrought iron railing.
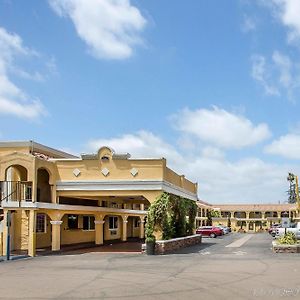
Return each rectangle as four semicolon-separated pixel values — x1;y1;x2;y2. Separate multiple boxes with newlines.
0;181;33;202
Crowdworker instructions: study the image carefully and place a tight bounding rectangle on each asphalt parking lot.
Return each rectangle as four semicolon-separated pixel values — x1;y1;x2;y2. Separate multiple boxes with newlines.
1;233;300;300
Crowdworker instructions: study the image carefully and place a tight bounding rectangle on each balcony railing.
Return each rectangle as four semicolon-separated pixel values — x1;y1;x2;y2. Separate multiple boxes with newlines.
0;181;32;202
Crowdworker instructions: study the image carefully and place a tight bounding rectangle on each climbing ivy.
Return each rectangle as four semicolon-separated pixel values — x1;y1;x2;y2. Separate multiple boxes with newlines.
145;192;197;241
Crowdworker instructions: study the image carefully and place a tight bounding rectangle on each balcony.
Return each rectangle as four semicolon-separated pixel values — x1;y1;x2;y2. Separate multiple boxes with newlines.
0;181;33;203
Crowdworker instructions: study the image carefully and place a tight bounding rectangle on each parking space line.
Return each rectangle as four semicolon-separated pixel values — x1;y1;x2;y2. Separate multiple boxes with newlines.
225;234;254;248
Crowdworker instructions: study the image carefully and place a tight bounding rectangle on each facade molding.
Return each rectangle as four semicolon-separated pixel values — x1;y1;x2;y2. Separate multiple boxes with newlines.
2;200;148;215
55;179;198;201
50;220;63;225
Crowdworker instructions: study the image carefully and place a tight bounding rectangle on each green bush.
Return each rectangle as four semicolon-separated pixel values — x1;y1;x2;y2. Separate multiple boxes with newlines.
277;232;297;245
145;192;197;240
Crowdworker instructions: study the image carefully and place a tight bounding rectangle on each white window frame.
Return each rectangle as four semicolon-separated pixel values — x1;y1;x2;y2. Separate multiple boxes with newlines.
109;216;118;230
82;215;95;231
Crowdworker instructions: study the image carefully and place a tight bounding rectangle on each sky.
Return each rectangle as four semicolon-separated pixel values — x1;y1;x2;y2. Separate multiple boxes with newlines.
1;0;300;204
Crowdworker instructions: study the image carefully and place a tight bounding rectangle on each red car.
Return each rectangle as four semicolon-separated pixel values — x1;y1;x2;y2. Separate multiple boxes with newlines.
196;226;223;238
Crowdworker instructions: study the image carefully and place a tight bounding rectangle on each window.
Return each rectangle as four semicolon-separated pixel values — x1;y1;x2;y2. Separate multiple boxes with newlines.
83;216;95;231
36;214;46;233
68;215;78;229
109;216;118;230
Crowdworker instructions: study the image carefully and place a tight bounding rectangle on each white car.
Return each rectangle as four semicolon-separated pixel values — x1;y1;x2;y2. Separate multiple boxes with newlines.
216;225;230;234
275;222;300;239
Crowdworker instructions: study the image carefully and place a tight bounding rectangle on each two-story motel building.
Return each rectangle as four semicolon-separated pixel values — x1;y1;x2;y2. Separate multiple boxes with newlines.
0;141;198;257
196;203;299;232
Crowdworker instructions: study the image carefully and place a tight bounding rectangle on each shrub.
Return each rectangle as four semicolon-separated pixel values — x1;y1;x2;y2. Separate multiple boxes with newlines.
277;232;297;245
145;192;197;240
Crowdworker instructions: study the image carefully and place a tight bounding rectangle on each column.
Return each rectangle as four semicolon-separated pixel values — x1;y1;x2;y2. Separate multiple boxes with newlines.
139;217;145;239
94;220;105;245
278;211;281;221
122;216;128;242
51;185;57;204
28;210;36;257
50;220;63;251
246;221;250;232
2;210;8;258
140;203;145;211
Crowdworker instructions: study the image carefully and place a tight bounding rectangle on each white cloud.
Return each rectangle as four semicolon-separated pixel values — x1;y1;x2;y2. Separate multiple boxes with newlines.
86;130;291;204
251;54;280;96
269;0;300;43
49;0;147;60
0;27;47;119
87;130;183;164
265;133;300;159
242;15;257;32
170;107;271;149
251;51;300;99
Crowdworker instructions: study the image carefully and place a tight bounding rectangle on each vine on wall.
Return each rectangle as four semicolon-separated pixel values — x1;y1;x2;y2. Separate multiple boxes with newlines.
145;192;197;241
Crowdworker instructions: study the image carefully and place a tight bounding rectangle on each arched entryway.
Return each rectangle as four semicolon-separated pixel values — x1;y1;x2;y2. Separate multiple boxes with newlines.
3;165;30;253
37;168;51;203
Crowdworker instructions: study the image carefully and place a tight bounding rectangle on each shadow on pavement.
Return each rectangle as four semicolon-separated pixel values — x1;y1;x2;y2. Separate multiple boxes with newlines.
36;238;143;256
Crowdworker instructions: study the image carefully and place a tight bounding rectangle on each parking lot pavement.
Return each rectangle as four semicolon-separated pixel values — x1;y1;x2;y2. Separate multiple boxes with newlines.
1;233;300;300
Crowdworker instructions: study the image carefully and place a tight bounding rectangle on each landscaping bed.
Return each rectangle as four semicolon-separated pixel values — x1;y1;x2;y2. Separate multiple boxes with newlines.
272;232;300;253
272;240;300;253
143;234;202;255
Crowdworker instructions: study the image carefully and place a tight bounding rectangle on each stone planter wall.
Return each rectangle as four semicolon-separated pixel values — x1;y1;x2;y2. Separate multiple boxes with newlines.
154;234;202;255
272;241;300;253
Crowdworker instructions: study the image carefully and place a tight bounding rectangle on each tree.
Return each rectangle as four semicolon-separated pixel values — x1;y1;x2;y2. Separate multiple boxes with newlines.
287;172;298;204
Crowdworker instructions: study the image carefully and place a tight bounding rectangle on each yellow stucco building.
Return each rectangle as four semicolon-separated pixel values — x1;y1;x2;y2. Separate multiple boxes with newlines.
0;141;198;257
212;203;298;232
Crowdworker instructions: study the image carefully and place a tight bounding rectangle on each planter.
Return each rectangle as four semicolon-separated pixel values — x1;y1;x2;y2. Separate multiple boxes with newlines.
272;241;300;253
146;241;155;255
155;234;202;255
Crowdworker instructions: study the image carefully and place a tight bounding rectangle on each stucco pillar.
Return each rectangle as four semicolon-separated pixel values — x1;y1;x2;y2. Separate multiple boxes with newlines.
140;203;145;211
246;212;250;219
94;220;105;245
50;220;63;251
2;210;8;257
139;217;145;239
246;221;250;232
262;212;266;220
51;185;57;204
122;216;128;242
28;210;36;257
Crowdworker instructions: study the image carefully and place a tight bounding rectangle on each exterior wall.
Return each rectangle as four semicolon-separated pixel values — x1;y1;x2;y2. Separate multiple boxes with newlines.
196;201;212;227
0;142;198;256
0;146;30;157
36;216;51;248
212;204;299;233
104;215;122;241
61;215;95;245
12;210;29;251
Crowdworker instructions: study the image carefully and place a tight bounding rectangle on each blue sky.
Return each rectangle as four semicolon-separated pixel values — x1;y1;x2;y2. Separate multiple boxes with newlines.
1;0;300;204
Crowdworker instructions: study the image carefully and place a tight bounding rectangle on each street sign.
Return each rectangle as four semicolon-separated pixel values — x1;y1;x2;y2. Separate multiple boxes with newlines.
281;217;291;228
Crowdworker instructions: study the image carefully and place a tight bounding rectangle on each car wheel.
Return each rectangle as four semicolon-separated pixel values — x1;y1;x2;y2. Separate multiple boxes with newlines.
210;233;216;238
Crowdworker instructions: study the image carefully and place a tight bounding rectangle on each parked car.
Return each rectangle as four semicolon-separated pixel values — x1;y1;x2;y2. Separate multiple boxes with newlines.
216;225;230;234
268;223;281;237
196;226;223;238
275;222;300;239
